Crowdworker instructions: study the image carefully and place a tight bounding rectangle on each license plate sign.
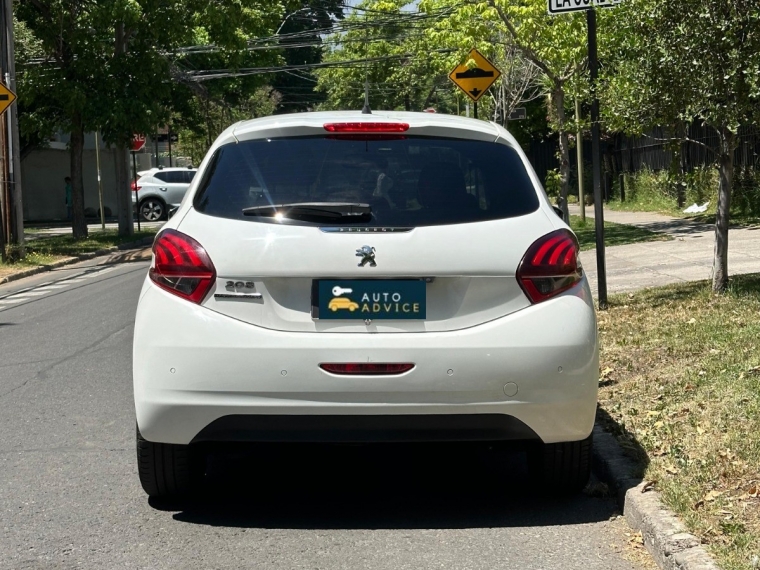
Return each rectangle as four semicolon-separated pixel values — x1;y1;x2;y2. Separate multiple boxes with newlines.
313;280;426;320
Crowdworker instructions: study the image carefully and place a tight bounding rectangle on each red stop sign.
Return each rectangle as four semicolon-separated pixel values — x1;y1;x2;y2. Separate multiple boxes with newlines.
131;133;146;152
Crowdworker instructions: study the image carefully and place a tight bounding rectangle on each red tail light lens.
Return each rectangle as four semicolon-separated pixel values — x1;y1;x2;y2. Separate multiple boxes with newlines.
319;363;415;375
325;134;407;141
517;229;582;303
149;229;216;304
323;122;409;133
131;180;141;191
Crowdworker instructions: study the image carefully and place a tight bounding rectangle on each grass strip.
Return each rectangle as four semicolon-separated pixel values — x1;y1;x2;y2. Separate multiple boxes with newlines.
598;274;760;570
569;215;671;250
0;229;157;278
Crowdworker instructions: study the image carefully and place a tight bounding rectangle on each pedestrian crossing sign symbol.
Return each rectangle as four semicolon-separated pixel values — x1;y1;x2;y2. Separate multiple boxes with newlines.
448;49;501;103
0;83;16;115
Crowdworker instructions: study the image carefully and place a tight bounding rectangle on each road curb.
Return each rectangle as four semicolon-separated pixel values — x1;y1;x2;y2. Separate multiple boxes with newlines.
592;426;720;570
0;236;154;286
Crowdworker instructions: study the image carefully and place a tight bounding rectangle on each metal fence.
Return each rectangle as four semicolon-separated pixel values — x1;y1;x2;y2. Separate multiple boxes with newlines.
525;124;760;188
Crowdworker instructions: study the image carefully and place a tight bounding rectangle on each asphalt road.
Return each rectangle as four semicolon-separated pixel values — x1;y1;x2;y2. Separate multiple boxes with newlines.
0;257;648;570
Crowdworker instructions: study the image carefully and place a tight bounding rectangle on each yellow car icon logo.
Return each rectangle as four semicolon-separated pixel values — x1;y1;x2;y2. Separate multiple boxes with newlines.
329;297;360;312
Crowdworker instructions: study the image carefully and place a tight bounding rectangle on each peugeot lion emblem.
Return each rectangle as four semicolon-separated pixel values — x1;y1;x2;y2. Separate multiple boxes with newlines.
356;245;377;267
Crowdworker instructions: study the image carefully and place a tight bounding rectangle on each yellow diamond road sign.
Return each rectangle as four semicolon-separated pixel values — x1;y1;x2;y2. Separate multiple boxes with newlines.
0;83;16;115
449;48;501;103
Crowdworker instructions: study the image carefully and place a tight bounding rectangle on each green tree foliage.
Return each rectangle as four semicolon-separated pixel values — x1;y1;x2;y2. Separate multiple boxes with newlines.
175;87;282;166
420;0;588;219
272;0;344;113
315;1;459;113
601;0;760;291
17;0;285;238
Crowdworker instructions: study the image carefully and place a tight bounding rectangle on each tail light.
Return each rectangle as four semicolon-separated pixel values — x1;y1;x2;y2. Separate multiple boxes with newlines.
323;122;409;133
319;363;415;375
149;229;216;304
131;180;141;191
517;229;582;303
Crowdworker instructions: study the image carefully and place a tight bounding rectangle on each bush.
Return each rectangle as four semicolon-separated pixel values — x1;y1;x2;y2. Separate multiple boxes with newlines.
611;167;720;214
545;169;561;198
732;166;760;216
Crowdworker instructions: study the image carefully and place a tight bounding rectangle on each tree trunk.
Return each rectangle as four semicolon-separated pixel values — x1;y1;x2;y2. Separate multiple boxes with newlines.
675;122;686;208
113;21;133;238
69;118;88;239
115;145;133;237
712;126;735;293
552;86;570;222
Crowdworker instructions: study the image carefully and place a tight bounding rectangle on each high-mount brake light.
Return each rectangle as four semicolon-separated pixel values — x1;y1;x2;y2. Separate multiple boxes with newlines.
325;134;407;141
323;122;409;133
517;229;582;303
149;229;216;304
319;363;415;375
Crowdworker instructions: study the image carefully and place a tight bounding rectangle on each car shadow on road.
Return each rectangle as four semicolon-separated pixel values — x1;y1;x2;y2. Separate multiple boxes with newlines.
158;441;622;530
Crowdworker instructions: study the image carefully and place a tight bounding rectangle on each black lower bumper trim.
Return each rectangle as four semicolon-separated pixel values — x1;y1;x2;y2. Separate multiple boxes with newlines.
190;414;540;444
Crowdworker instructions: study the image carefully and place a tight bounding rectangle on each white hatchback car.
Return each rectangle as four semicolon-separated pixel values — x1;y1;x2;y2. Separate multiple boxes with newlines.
133;111;598;499
132;167;197;221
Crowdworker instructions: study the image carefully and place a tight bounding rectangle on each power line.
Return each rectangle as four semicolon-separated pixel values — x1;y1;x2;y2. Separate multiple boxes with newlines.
182;49;455;81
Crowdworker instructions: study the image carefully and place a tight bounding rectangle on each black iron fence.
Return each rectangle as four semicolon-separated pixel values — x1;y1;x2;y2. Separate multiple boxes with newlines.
525;124;760;190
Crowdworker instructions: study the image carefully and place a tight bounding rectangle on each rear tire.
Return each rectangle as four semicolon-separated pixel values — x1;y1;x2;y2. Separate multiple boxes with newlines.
139;198;165;221
528;434;592;494
136;427;194;499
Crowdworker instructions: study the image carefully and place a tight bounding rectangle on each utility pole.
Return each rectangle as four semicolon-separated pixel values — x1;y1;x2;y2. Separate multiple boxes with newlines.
587;8;608;309
3;0;23;256
575;97;585;223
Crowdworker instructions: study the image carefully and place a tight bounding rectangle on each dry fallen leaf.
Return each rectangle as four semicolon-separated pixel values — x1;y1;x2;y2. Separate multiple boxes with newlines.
642;481;657;493
665;465;679;475
628;531;644;547
705;490;724;502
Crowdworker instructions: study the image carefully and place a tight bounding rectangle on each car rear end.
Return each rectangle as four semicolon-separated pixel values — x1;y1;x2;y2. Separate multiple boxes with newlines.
133;112;598;498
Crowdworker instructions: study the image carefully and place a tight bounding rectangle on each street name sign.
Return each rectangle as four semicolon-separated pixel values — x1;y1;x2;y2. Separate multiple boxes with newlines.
548;0;621;15
448;49;501;103
0;83;17;115
131;133;146;152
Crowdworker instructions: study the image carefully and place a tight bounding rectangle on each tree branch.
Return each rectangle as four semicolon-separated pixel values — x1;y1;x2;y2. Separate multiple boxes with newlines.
641;133;717;155
485;0;558;83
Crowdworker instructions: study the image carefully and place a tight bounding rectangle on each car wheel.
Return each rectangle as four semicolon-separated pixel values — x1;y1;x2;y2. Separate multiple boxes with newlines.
139;198;165;221
528;434;592;494
136;426;194;499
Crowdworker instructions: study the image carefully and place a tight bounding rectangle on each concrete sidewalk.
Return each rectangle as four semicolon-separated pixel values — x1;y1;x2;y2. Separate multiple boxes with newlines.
25;220;164;240
569;204;760;294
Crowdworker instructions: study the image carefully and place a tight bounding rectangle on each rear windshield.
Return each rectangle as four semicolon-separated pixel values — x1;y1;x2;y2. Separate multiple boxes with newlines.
194;136;539;227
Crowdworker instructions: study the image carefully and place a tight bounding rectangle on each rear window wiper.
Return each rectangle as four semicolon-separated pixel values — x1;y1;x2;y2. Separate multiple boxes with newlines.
242;202;372;222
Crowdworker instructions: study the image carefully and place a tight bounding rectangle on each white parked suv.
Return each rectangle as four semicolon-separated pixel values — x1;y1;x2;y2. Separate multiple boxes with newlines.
133;111;598;499
132;167;197;221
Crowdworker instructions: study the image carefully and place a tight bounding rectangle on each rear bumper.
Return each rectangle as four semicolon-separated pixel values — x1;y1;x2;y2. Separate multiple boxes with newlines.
133;280;598;445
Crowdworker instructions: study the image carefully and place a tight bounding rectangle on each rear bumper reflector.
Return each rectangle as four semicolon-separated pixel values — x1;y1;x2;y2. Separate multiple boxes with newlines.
319;363;415;375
